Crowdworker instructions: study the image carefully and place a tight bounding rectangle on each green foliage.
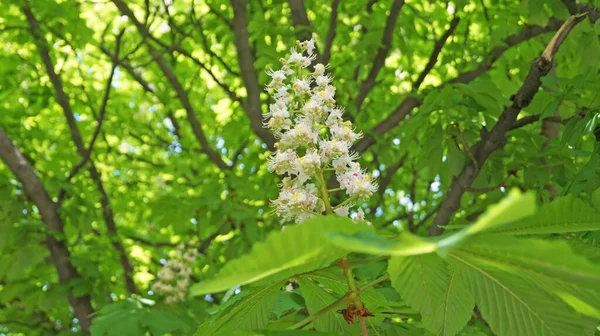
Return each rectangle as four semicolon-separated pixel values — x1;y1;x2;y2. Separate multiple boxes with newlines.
297;276;361;335
90;299;195;336
191;216;368;296
388;255;473;336
493;195;600;234
1;0;600;335
448;249;596;336
196;281;284;336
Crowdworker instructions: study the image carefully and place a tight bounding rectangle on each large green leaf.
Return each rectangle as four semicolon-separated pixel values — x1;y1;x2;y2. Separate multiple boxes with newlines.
448;247;597;336
327;191;536;257
196;281;284;335
296;276;360;335
191;217;367;295
493;195;600;235
327;230;438;256
452;235;600;319
466;189;536;234
388;254;473;336
235;331;339;336
90;299;195;336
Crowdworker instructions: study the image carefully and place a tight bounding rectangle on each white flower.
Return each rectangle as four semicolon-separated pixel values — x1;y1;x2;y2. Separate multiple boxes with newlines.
292;78;311;95
266;69;288;89
287;49;304;67
330;121;362;143
354;208;365;222
337;169;377;200
334;205;351;217
315;75;333;87
313;63;328;77
297;149;321;183
263;39;377;224
268;149;299;175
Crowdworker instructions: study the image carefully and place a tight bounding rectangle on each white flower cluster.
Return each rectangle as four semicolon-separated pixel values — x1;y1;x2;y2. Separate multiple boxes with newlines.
264;38;377;223
151;242;198;304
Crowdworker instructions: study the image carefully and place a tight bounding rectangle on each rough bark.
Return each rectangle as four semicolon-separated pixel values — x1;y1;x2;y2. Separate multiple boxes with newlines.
0;128;94;333
429;14;587;236
23;4;138;294
230;0;276;149
111;0;233;168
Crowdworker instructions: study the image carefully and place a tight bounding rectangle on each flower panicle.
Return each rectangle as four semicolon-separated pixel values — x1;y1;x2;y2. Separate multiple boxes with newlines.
264;38;377;224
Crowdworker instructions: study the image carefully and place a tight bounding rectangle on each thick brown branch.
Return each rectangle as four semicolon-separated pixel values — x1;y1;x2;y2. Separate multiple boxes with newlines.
112;0;231;169
448;18;562;85
412;17;460;92
320;0;341;65
354;0;405;113
355;16;568;154
59;34;123;199
198;221;231;255
24;5;139;294
429;14;587;236
230;0;276;149
0;127;94;333
288;0;320;51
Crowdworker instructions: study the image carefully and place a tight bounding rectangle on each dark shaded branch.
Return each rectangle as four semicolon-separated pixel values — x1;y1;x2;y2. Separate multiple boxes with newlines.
412;16;460;92
0;127;94;333
429;14;587;236
112;0;231;170
448;18;563;84
464;175;511;193
126;235;178;248
510;114;565;130
354;96;421;153
198;221;231;255
59;34;123;199
288;0;320;51
230;0;276;149
378;153;408;192
354;0;405;113
24;5;139;294
355;16;568;154
100;46;157;93
196;18;240;76
207;2;233;29
320;0;341;65
562;0;578;15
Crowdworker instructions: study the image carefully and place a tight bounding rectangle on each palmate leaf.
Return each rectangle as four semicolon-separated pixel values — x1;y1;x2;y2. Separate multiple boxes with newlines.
296;276;361;335
493;195;600;235
196;281;284;336
388;254;473;336
235;331;339;336
327;230;438;256
191;217;367;295
327;190;536;256
453;235;600;319
448;246;597;336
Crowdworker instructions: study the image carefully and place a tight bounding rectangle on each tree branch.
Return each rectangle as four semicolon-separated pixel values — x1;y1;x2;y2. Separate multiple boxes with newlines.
230;0;276;149
24;4;139;294
0;127;94;333
354;0;405;113
112;0;231;169
412;16;460;92
354;16;569;154
320;0;341;65
288;0;320;51
429;14;587;236
58;33;123;199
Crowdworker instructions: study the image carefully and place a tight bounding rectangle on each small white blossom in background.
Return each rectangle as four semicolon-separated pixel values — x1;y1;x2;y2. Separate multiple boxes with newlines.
264;38;377;223
152;240;198;304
